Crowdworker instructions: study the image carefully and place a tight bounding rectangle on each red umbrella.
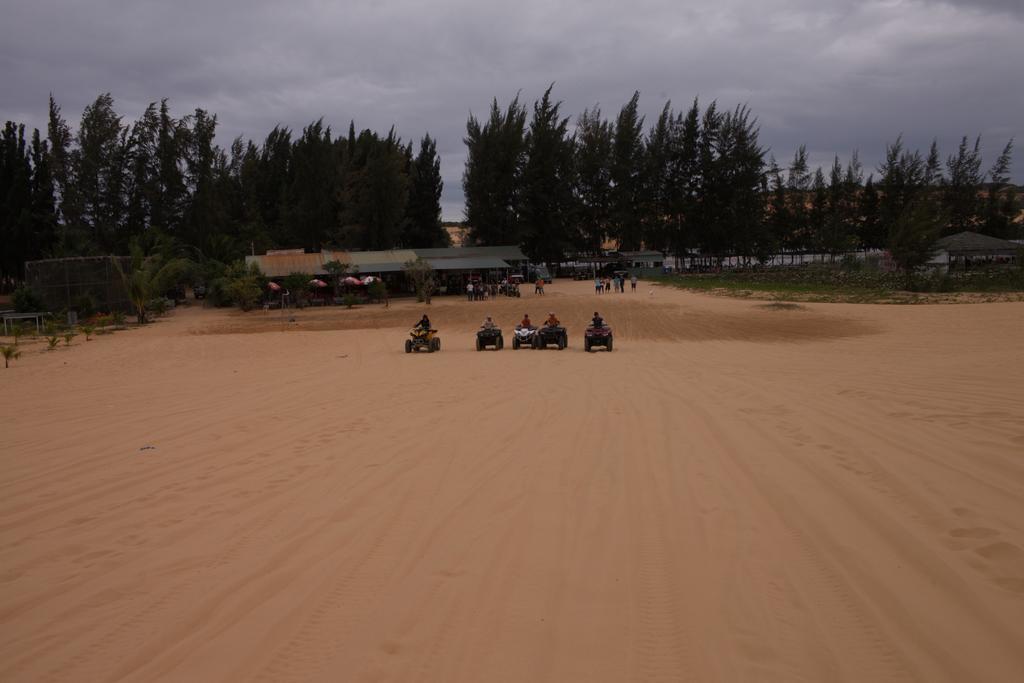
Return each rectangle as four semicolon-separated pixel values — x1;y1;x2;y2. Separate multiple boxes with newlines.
309;279;328;288
343;276;364;286
268;281;282;292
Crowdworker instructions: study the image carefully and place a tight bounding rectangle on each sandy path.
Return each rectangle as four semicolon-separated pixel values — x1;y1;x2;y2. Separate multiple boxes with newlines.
2;281;1022;682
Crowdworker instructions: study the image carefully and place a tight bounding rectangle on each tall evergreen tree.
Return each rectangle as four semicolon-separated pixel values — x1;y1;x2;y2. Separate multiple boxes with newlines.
74;93;130;252
286;119;340;249
717;105;767;261
858;175;883;249
0;123;33;279
785;146;812;254
609;91;645;250
981;139;1018;239
403;134;448;247
462;97;527;245
808;168;827;257
765;156;789;262
573;106;613;254
641;102;673;252
665;100;701;264
29;129;58;259
518;86;576;264
338;129;409;250
877;137;925;239
942;136;983;235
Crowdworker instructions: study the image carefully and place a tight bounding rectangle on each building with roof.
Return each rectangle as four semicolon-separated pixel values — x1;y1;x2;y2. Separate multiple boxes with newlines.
930;231;1021;271
245;245;530;296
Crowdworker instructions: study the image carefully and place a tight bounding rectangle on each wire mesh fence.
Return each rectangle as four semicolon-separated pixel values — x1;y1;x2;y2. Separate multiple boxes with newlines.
24;256;131;314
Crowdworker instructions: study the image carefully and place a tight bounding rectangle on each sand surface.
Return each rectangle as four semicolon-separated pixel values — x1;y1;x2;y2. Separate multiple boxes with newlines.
2;281;1023;682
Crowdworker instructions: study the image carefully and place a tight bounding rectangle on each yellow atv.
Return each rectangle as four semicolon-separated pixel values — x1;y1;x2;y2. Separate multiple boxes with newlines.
406;327;440;353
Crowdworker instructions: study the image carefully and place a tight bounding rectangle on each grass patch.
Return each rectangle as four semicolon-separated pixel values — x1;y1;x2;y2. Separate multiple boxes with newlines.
758;302;805;310
653;264;1024;304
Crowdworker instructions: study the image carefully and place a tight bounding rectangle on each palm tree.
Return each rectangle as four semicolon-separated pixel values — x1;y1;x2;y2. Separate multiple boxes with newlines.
2;345;20;368
80;324;95;341
115;238;192;324
10;323;27;346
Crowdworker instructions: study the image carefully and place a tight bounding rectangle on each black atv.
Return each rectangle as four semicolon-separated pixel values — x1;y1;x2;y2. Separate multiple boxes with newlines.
534;324;568;350
476;326;503;351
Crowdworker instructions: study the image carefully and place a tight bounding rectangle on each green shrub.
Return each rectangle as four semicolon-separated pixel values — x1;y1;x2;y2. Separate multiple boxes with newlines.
71;293;97;317
63;332;77;346
80;324;95;341
367;280;387;302
46;335;60;350
147;298;170;316
341;293;359;309
283;271;313;308
13;286;44;313
226;278;262;311
11;323;30;345
840;254;862;271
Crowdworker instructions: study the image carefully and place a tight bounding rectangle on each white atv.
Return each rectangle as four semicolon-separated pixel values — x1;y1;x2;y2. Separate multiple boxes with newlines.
512;325;538;350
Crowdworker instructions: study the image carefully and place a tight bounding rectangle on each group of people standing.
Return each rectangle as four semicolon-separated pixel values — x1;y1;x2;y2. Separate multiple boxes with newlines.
466;281;498;301
595;274;637;294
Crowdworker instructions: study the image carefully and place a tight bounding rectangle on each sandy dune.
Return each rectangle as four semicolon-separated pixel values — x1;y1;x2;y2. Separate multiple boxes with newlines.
2;281;1023;682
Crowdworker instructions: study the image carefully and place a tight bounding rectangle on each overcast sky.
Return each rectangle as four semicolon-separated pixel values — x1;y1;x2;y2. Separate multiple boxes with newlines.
2;0;1021;219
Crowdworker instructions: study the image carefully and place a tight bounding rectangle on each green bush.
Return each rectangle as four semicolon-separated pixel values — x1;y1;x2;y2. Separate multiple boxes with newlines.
341;293;359;309
13;286;44;313
147;298;171;316
367;280;387;302
283;272;312;308
840;254;862;271
207;261;268;309
11;323;31;345
226;278;262;311
71;293;97;317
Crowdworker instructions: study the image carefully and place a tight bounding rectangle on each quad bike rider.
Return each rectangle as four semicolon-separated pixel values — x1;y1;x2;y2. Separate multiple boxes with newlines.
476;316;504;351
512;313;537;350
535;312;568;350
406;314;441;353
585;311;613;352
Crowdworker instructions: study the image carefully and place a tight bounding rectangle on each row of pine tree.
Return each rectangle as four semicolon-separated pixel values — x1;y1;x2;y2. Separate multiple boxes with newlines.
464;87;1019;265
1;89;1019;282
0;95;448;281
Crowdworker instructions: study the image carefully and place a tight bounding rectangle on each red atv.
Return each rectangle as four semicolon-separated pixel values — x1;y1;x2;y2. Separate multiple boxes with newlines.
584;324;613;352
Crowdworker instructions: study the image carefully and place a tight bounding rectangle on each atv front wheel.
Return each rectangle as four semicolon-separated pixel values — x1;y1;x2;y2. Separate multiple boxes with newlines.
497;336;504;349
607;337;613;351
513;337;520;350
476;337;482;351
405;340;412;353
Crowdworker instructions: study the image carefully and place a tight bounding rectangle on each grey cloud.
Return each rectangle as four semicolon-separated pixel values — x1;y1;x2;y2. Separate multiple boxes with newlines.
2;0;1021;219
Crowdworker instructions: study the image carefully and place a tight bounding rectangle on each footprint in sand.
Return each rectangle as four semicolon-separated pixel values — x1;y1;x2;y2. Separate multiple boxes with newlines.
949;527;999;539
974;541;1024;563
993;578;1024;593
